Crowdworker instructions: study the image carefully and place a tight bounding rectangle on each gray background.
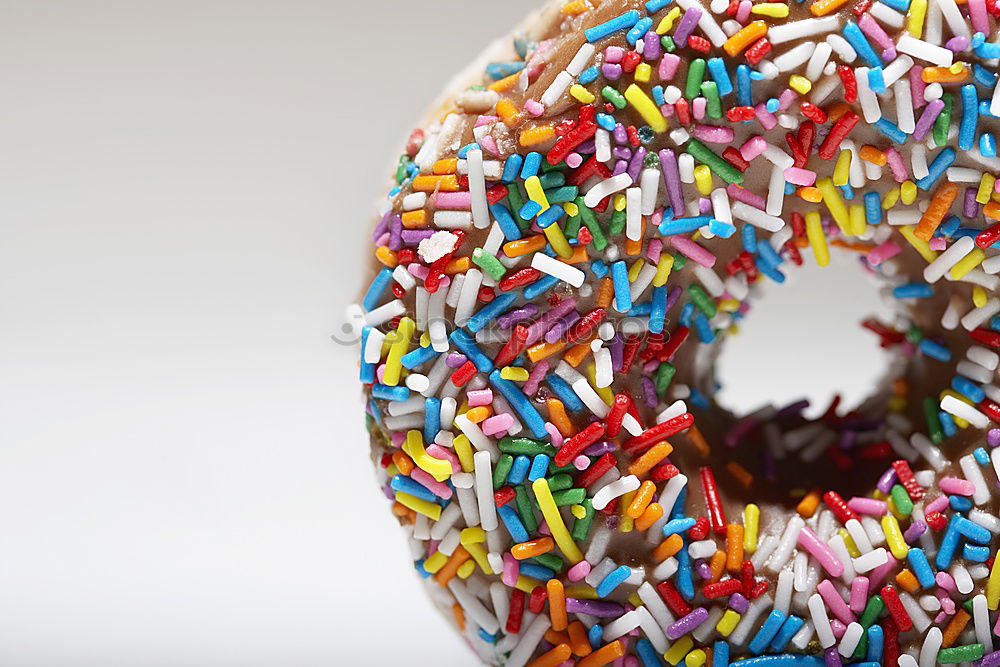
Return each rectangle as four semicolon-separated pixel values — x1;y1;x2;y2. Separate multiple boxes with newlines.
0;1;890;665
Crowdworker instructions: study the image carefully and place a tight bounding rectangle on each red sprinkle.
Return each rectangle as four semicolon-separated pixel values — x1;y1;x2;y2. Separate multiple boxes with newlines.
819;111;860;160
528;585;547;614
726;106;756;122
576;453;617;488
451;360;478;387
690;517;711;541
506;589;525;633
494;486;516;507
700;467;728;535
702;579;743;599
656;580;693;617
499;267;541;292
838;66;859;103
604;394;631;439
723;146;750;172
744;37;772;65
976;222;1000;248
688;35;711;53
823;490;859;523
623;412;694;454
494;324;529;368
555;421;607;467
891;460;925;500
800;102;827;125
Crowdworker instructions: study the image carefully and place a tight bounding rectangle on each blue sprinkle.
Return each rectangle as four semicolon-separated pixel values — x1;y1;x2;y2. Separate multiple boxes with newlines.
749;610;787;655
707;58;733;96
646;0;674;12
585;10;641;42
713;641;730;667
485;61;525;80
918;338;951;362
360;327;376;383
766;98;780;113
498;506;529;542
757;260;786;283
840;183;855;200
769;616;805;652
957;516;992;544
660;216;712;235
391;474;437;502
693;312;715;343
372;384;410;401
520;152;542;180
653;85;666;106
842;22;882;67
362;267;394;311
950;494;973;512
689;388;710;409
518;199;542;220
675;537;694;598
400;344;440;372
975;447;990;465
611;260;632;312
939;410;958;437
981;132;997;158
974;63;998;88
757;238;785;267
490;369;548;438
638;637;668;667
596;565;632;598
952;375;986;403
590;260;609;279
507;455;530;486
680;301;695;326
892;283;934;299
519;561;554;581
964;543;991;562
627;302;652;317
456;143;480;159
536;203;565;229
528;454;549;482
737;64;753;107
477;627;496;643
960;84;979;152
524;274;559;299
450;329;494;372
866;625;884;663
490;203;523;241
467;291;519;333
626;17;654;45
546;374;584;412
579;65;600;85
709;219;737;238
728;654;824;667
868;67;887;94
784;182;796;195
907;547;935;588
502;154;523;183
596;111;616;129
650;286;668;334
938;215;962;238
742;222;757;252
879;0;910;9
424;397;440;442
864;191;882;225
873;118;907;144
662;517;697;536
587;623;603;649
916;147;956;191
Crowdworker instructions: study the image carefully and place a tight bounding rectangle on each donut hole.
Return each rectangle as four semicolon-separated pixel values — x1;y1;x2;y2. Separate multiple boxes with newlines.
713;250;896;420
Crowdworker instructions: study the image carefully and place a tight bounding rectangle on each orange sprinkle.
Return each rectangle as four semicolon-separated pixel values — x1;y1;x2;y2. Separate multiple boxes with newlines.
495;97;522;124
528;643;572;667
390;501;416;523
433;546;471;586
547;579;568;631
465;406;492;424
392;450;415;476
942;609;971;648
490;75;522;94
432;158;458;175
561;0;589;14
895;569;920;593
826;103;852;123
797;489;822;518
628;441;674;477
411;174;460;192
984;201;1000;221
568;621;593;657
709;550;727;582
596;276;614;308
577;639;625;667
400;210;427;228
686;424;711;457
915;180;959;240
547;398;577;438
723;21;767;56
921;65;969;83
375;245;398;268
562;245;591;264
544;628;570;646
798;186;823;203
725;461;754;488
452;602;466;631
520;124;556;146
444;256;470;274
625;218;647;256
636;502;665;531
511;536;555;560
653;533;684;561
564;337;595;367
726;524;745;572
811;0;850;15
527;340;567;363
626;480;657;519
504;235;548;257
859;145;888;165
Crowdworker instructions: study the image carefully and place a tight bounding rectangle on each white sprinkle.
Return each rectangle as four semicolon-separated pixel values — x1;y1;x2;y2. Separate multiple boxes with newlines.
894;79;915;134
775;569;794;614
825;33;857;63
454;268;483;326
839;622;864;657
455;413;497;457
640;167;659;216
855;67;882;123
430;503;462;541
951;563;974;594
769;17;840;44
473;451;498;531
961;297;1000;331
901;591;932;632
970;345;1000;370
808;593;836;649
689;540;717;559
751;535;779;569
659;474;688;520
679;153;696;183
767;516;804;573
773;43;815;72
364;299;406;327
829;534;857;584
974;594;994;653
572;377;611;418
870;2;905;27
910;432;947;471
363;328;386;364
584;172;633;207
505;614;551;667
637;605;670;652
531;252;585;288
566;43;596;77
887;209;921;226
638;581;676;632
897;34;954;66
449;579;499;634
676;0;728;45
540;70;574;108
630;262;657;303
433;210;473;230
791;621;815;650
882;54;915;87
767;163;786;216
595;128;612;162
626;187;643;241
731;594;773;645
960;454;990;505
942;293;966;330
941;395;989;428
652;556;679;581
918;626;942;667
592;474;640;511
897;655;918;667
731;201;785;232
934;0;971;37
805;41;833;81
852;547;888;573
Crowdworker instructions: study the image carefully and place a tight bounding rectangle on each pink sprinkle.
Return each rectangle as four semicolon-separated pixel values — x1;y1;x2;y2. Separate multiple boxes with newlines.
480;134;499;156
662;103;676;118
858;14;896;55
740;135;768;161
909;66;927;110
624;657;641;667
647;238;663;262
830;619;847;640
777;88;798;111
545;421;565;449
376;232;390;246
935;571;956;592
482;413;515;436
524;98;545;117
939;476;975;496
754;103;778;130
376;364;386;383
799;527;845;577
692;97;707;120
474;115;499;128
884;147;909;182
524;359;549;396
426;444;460;472
391;430;405;447
868;552;897;588
573;455;590;470
538;519;552;537
605;46;625;63
867;240;902;266
410;468;453;499
736;0;752;22
847;496;887;516
993;610;1000;637
968;0;990;33
935;588;956;614
727;183;767;210
566;152;583;168
925;494;950;514
467;389;494;407
850;576;870;613
818;579;855;625
408;263;430;279
659;53;680;81
434;191;473;209
502;553;520;586
784;167;817;186
929;237;948;251
567;559;591;582
669;236;716;267
693;125;734;143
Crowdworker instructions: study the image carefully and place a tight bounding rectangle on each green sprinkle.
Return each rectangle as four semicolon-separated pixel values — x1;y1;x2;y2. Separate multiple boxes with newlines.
507;184;530;231
515;485;539;533
859;595;884;628
472;248;507;280
571;498;595;541
538;172;565;188
661;35;676;52
655;362;676;398
890;484;913;515
923;396;944;444
934;92;953;148
545;185;579;203
609;207;627;235
499;436;556;457
602;86;627;109
529;552;564;572
565;211;583;238
552;487;587;506
688;284;717;318
906;325;923;343
938;645;984;664
673;253;686;270
686;139;744;185
576;197;608;251
492;453;514;490
540;160;565;173
685;58;707;100
395;155;410;184
701;80;722;120
548;473;574;492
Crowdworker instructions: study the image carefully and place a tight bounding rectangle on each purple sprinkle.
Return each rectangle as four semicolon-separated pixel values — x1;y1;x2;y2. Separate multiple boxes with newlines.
401;229;435;245
613;122;629;145
824;647;843;667
601;63;623;81
974;650;1000;667
666;607;709;639
612;146;634;160
609;334;624;371
388;215;403;251
673;7;702;48
545;310;581;344
989;429;1000;448
698;197;712;215
903;520;927;543
445;353;467;368
913;98;945;141
727;182;767;210
877;468;898;494
659;149;685;215
628;146;647;182
525;299;576;345
372;209;392;242
965;186;981;219
776;399;810;418
665;286;683;313
945;35;970;51
696;560;713;580
728;593;749;614
576;138;596;154
839;430;857;450
565;598;624;617
583;440;619;457
523;359;549;396
612;159;629;176
643;30;662;61
497;304;539;329
642;377;658;409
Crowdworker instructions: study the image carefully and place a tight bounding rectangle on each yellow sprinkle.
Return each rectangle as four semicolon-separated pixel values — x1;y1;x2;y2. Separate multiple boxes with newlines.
716;610;741;637
993;189;1000;203
752;1;790;15
423;551;448;573
882;515;909;560
564;584;599;599
951;247;986;279
849;205;867;237
882;187;900;209
460;526;486;545
635;63;652;83
788;74;812;94
686;649;707;667
816;178;851;234
403;430;452;481
419;331;431;347
987;551;1000;610
570;504;587;520
586;362;615;406
395;491;442;520
805;211;830;267
564;201;579;217
543;222;574;259
463;541;494;574
694;164;713;195
569;83;595;104
628;592;643;607
624;83;667;133
656;7;682;34
629;258;646;282
514;575;536;593
899;225;939;263
382;317;415;386
385;463;400;477
454;434;475;473
719;298;741;312
974;286;989;308
839;528;861;558
664;636;694;665
532;478;584;563
977;174;996;204
653;252;675;286
500;366;530;382
900;180;917;205
524;175;550;211
743;504;759;553
613;192;628;211
456;559;476;579
906;0;928;37
833;149;852;186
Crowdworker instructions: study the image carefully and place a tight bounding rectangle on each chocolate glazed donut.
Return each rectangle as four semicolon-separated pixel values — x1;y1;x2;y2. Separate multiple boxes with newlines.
347;0;1000;664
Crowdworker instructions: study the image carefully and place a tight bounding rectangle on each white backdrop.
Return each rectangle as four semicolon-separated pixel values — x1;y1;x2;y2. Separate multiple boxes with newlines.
0;1;891;665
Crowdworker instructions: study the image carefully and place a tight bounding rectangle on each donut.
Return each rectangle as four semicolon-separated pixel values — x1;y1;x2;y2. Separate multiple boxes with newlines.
349;0;1000;665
